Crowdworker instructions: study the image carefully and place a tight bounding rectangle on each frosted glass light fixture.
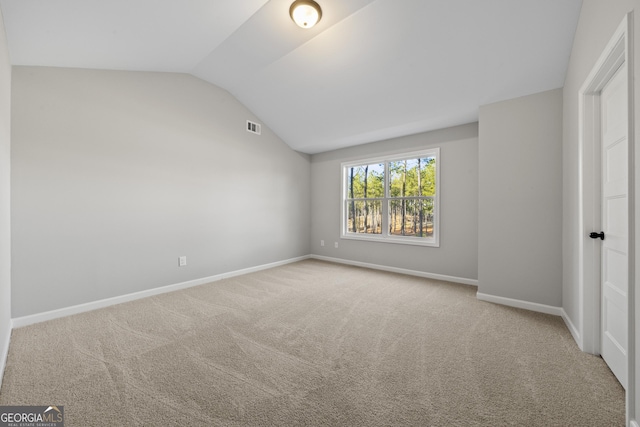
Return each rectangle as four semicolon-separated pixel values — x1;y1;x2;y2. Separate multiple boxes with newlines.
290;0;322;29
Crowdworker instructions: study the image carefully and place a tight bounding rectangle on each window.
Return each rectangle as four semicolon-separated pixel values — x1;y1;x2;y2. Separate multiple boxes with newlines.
341;148;439;247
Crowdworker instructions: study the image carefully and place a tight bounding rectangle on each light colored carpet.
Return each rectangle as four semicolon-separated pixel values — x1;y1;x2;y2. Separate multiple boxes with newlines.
0;259;624;426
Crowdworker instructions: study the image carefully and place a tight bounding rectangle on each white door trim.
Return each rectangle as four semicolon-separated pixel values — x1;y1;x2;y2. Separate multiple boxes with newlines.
578;11;634;423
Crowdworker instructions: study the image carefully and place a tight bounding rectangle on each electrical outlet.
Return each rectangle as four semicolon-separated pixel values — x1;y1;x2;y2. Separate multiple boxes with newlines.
321;240;325;247
178;256;187;267
334;242;339;248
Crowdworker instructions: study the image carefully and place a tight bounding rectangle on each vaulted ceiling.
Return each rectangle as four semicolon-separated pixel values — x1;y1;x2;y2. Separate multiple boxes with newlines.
0;0;582;154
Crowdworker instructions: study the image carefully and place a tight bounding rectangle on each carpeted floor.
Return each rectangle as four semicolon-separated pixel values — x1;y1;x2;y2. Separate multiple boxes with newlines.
0;259;625;426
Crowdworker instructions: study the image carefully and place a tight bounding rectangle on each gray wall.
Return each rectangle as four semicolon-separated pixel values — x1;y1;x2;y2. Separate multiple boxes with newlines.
310;123;478;281
561;0;640;420
478;89;563;307
11;66;311;318
0;7;11;382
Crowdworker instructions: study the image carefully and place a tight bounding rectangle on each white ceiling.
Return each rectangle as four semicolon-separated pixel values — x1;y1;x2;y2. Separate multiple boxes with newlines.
0;0;582;154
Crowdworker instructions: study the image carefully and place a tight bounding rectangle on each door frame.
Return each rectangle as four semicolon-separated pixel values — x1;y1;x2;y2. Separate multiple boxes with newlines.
578;11;634;422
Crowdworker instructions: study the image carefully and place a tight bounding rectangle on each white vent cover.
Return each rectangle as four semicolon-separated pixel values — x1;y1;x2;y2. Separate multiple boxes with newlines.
246;120;261;135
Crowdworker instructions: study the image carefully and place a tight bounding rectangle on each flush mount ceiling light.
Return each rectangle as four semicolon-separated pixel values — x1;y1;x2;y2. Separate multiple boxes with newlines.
290;0;322;29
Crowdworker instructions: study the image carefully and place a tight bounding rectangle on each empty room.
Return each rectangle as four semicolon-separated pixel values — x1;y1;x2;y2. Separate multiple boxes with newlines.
0;0;638;425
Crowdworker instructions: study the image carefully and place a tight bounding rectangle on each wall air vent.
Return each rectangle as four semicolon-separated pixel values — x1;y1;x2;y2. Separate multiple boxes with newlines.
246;120;261;135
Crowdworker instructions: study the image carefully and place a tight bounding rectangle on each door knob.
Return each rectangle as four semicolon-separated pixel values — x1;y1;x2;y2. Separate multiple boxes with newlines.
589;231;605;240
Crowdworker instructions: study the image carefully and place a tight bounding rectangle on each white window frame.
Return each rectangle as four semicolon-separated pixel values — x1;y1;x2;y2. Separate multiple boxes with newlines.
340;148;440;247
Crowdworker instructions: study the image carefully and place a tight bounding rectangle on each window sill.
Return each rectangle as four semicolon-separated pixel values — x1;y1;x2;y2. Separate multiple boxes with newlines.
341;233;439;247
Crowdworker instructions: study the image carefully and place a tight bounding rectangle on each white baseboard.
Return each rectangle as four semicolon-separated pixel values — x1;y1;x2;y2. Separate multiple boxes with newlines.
310;255;478;287
476;292;563;316
0;318;11;390
12;255;310;329
560;309;582;350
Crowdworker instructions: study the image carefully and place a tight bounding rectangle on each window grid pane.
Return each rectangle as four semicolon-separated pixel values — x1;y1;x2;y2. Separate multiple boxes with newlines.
388;157;436;197
346;163;385;199
346;200;383;234
388;198;434;238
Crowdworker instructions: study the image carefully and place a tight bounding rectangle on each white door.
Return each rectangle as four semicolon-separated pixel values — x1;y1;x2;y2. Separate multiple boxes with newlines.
599;64;628;389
